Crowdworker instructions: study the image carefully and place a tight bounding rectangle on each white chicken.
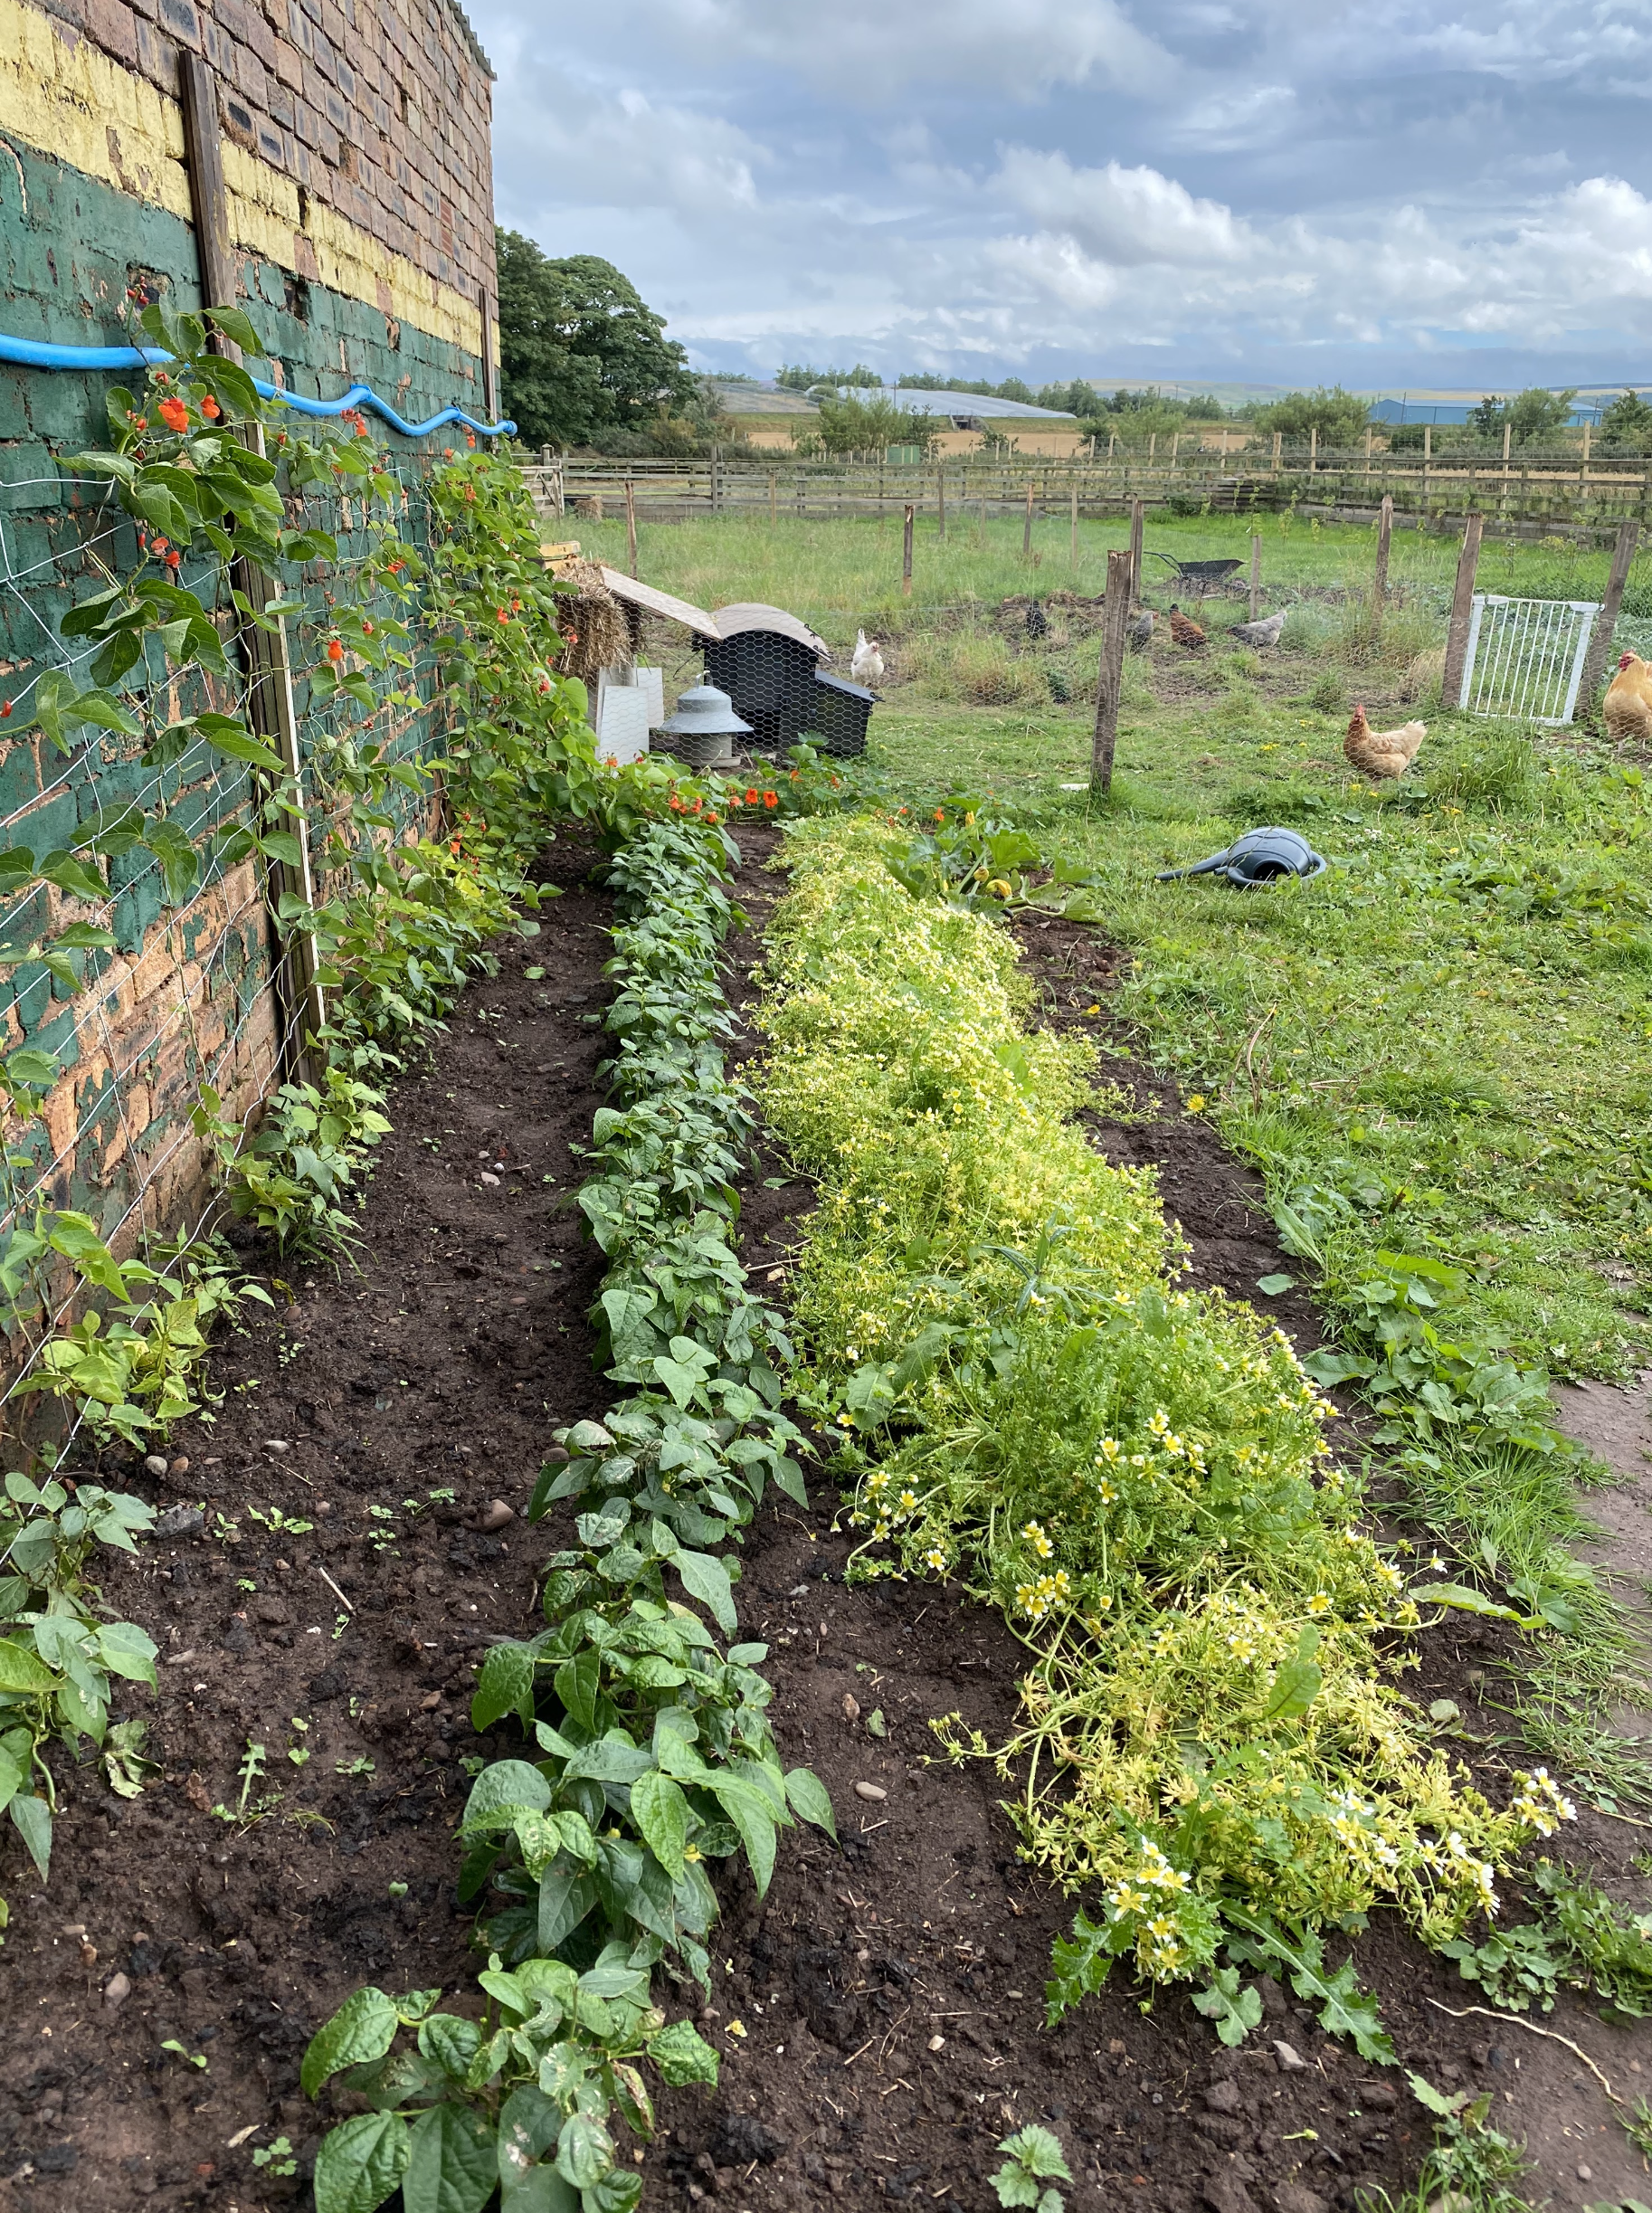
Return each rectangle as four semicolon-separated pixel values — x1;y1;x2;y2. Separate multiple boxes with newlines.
850;631;885;687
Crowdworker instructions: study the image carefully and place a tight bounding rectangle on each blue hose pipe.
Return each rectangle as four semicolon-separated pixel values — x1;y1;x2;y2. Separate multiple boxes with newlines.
0;333;516;439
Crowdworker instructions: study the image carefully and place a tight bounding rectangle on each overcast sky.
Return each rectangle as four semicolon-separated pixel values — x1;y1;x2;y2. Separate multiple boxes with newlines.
467;0;1652;393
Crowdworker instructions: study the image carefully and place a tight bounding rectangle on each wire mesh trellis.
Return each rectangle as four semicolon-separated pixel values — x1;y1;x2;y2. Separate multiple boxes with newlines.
1457;594;1600;725
0;438;454;1446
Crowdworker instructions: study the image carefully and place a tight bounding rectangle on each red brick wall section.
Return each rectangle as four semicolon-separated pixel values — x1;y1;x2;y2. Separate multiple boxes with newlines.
41;0;496;306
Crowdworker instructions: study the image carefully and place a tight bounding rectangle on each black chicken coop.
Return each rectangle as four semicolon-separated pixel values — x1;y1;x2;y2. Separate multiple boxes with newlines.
704;603;875;759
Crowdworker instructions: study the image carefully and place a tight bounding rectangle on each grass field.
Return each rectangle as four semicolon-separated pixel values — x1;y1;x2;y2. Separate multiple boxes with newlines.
579;512;1652;1780
570;506;1652;660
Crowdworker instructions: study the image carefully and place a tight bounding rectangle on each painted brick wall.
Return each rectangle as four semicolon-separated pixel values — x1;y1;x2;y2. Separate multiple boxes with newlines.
0;0;498;1397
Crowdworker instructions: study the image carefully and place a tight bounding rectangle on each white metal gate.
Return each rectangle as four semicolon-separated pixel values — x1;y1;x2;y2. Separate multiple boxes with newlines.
1457;594;1600;725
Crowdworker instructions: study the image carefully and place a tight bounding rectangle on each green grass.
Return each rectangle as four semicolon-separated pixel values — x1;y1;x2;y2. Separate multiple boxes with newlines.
603;513;1652;1785
569;507;1652;660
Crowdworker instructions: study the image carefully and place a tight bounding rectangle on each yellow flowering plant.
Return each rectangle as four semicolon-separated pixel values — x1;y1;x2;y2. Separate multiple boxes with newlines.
755;816;1577;2048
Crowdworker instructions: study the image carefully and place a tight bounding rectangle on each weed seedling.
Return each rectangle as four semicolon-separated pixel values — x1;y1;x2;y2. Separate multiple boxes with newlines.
248;1505;314;1537
992;2123;1072;2211
251;2136;297;2176
211;1738;271;1825
161;2039;208;2071
335;1756;375;1777
286;1717;310;1767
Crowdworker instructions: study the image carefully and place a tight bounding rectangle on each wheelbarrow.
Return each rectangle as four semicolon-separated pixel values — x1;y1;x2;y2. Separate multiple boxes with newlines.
1144;552;1244;596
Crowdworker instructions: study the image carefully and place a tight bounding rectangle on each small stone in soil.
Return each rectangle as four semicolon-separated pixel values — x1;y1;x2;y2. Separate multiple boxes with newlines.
479;1499;515;1531
143;1454;167;1478
842;1694;860;1723
104;1972;131;2009
1272;2040;1308;2072
927;2035;945;2052
853;1781;886;1801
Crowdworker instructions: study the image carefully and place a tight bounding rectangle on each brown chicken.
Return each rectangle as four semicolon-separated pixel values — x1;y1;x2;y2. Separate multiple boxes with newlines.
1344;703;1426;779
1603;651;1652;746
1167;603;1205;650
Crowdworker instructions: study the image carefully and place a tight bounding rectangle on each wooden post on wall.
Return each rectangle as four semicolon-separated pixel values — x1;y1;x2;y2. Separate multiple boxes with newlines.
478;289;498;423
902;504;914;598
1441;512;1484;707
1578;518;1640;718
1091;547;1132;795
179;54;325;1079
1373;493;1393;610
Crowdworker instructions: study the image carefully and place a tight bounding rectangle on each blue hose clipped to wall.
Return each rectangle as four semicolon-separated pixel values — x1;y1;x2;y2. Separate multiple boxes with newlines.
0;333;516;439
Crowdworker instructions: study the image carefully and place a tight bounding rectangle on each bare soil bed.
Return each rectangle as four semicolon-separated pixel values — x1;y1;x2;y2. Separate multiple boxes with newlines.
0;828;1643;2213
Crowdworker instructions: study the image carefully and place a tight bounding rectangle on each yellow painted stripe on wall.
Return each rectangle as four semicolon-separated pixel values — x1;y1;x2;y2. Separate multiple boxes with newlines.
0;0;484;358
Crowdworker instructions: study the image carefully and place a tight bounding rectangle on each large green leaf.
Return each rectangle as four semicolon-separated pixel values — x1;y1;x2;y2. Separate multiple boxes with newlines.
646;2018;719;2087
554;2112;613;2191
96;1620;158;1686
460;1759;552;1835
472;1641;537;1732
0;1637;57;1693
672;1549;736;1635
708;1776;777;1898
300;1987;401;2098
9;1791;51;1879
629;1769;688;1881
402;2101;497;2213
783;1766;838;1843
313;2111;411;2213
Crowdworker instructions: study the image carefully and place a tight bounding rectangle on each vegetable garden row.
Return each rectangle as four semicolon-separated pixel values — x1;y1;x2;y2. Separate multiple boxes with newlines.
0;348;1647;2213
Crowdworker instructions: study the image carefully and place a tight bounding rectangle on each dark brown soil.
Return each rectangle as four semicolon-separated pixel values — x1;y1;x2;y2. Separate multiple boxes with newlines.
0;830;620;2209
0;828;1644;2213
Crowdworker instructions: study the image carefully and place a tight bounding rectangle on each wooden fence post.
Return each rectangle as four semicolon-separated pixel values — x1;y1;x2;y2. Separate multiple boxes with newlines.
1373;493;1392;608
1272;432;1281;475
180;53;325;1081
1441;513;1484;706
1127;498;1144;604
1578;518;1639;718
1023;482;1034;559
936;465;945;542
1248;533;1261;620
1309;426;1317;474
903;503;914;598
1070;480;1078;570
1091;546;1132;794
768;470;776;525
624;480;638;577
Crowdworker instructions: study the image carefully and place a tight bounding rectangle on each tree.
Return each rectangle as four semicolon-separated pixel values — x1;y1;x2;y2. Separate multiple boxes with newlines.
777;363;883;392
1465;387;1577;449
814;393;938;457
1597;388;1652;456
1251;386;1371;449
495;232;698;451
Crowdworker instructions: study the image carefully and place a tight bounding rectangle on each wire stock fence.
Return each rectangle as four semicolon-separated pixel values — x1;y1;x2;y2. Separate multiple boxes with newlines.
0;446;454;1448
528;446;1652;537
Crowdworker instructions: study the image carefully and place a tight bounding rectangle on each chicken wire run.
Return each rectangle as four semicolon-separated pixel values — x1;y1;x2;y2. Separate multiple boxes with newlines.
1457;594;1600;725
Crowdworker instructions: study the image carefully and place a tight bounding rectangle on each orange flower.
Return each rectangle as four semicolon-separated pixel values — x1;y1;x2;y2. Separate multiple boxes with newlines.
933;808;945;822
362;621;374;635
157;396;189;433
443;447;454;460
327;640;345;663
165;549;180;569
745;788;760;804
726;793;743;807
386;558;405;575
496;608;509;624
201;394;221;420
1;701;11;719
764;792;778;809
